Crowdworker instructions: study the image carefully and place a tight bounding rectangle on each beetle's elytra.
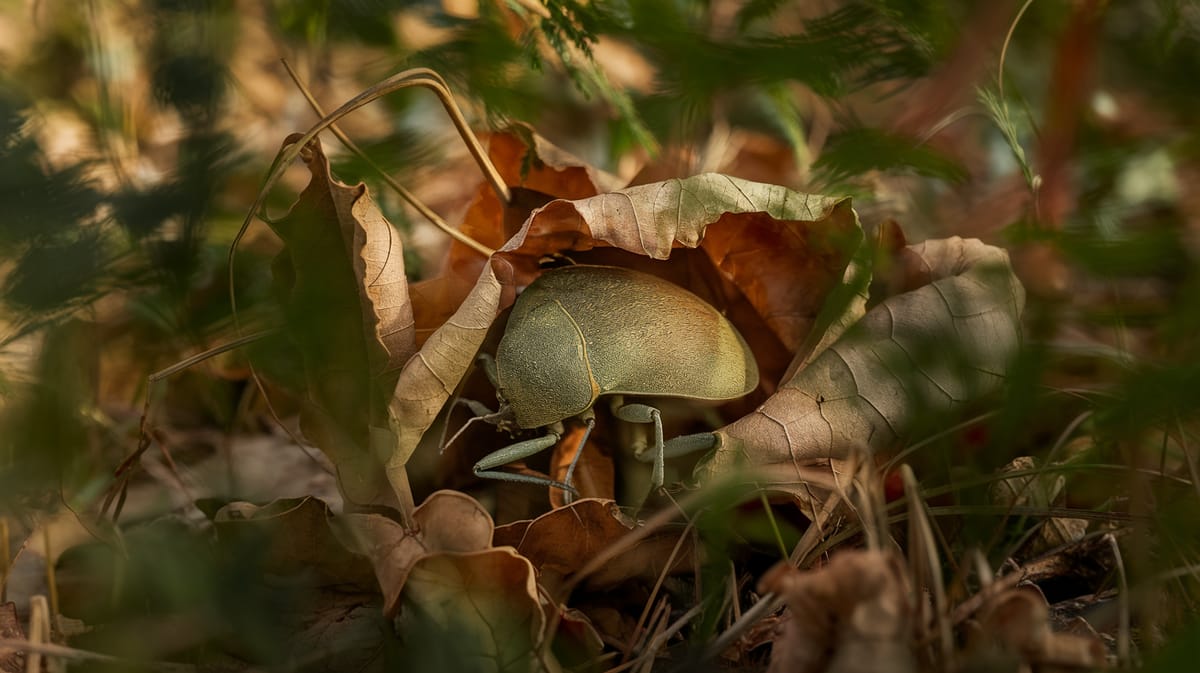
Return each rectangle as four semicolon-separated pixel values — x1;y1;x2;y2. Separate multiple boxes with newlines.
470;263;760;499
496;264;759;428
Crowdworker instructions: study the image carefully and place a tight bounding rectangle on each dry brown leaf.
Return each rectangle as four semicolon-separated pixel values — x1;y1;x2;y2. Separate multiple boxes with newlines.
758;549;915;673
335;490;494;617
400;548;544;673
967;586;1108;669
504;172;849;257
0;602;25;673
283;592;390;673
492;498;691;592
698;237;1025;500
553;606;606;668
212;496;377;589
267;135;415;508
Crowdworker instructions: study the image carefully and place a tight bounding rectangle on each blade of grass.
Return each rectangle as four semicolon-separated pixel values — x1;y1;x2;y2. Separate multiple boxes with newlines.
902;465;953;668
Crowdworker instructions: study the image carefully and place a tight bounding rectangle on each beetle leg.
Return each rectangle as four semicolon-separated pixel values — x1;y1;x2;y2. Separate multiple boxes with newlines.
560;415;596;505
662;432;719;458
614;403;665;491
473;430;579;496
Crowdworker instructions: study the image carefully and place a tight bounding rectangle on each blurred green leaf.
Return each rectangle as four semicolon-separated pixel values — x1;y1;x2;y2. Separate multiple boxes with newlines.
814;126;967;184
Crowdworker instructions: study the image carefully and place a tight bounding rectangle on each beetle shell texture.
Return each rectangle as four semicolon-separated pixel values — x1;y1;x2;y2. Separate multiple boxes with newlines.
495;265;759;429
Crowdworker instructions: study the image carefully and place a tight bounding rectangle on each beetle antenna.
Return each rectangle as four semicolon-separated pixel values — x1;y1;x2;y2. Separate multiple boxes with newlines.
441;414;484;455
440;400;514;454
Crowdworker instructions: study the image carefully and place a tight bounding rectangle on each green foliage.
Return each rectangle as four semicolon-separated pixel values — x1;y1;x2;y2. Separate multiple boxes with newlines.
814;126;967;185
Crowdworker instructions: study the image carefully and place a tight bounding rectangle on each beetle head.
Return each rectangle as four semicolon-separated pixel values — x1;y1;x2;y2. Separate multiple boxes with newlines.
487;399;520;434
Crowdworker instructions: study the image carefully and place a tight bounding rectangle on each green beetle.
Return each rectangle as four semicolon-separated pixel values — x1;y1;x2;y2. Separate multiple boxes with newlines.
471;264;759;498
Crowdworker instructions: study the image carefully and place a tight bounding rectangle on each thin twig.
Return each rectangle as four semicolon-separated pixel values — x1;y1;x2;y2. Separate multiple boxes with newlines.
633;603;703;673
40;529;58;621
1107;534;1131;666
0;638;196;672
147;330;275;383
623;522;695;663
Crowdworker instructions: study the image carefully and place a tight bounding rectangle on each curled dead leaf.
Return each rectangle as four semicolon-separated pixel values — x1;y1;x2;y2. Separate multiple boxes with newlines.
967;586;1108;669
492;498;692;593
265;135;415;508
758;549;915;673
387;257;512;477
212;496;376;589
399;548;544;673
335;489;494;617
501;173;861;357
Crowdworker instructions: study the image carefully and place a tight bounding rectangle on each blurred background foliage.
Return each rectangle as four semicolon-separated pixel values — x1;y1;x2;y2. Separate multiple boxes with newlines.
1;0;1199;668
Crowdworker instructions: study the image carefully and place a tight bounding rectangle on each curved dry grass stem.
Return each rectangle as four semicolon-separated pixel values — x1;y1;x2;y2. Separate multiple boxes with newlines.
230;67;508;327
998;0;1037;99
280;61;495;258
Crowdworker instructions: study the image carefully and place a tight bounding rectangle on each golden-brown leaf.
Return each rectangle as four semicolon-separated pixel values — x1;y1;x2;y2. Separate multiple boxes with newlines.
411;127;620;341
387;258;513;477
